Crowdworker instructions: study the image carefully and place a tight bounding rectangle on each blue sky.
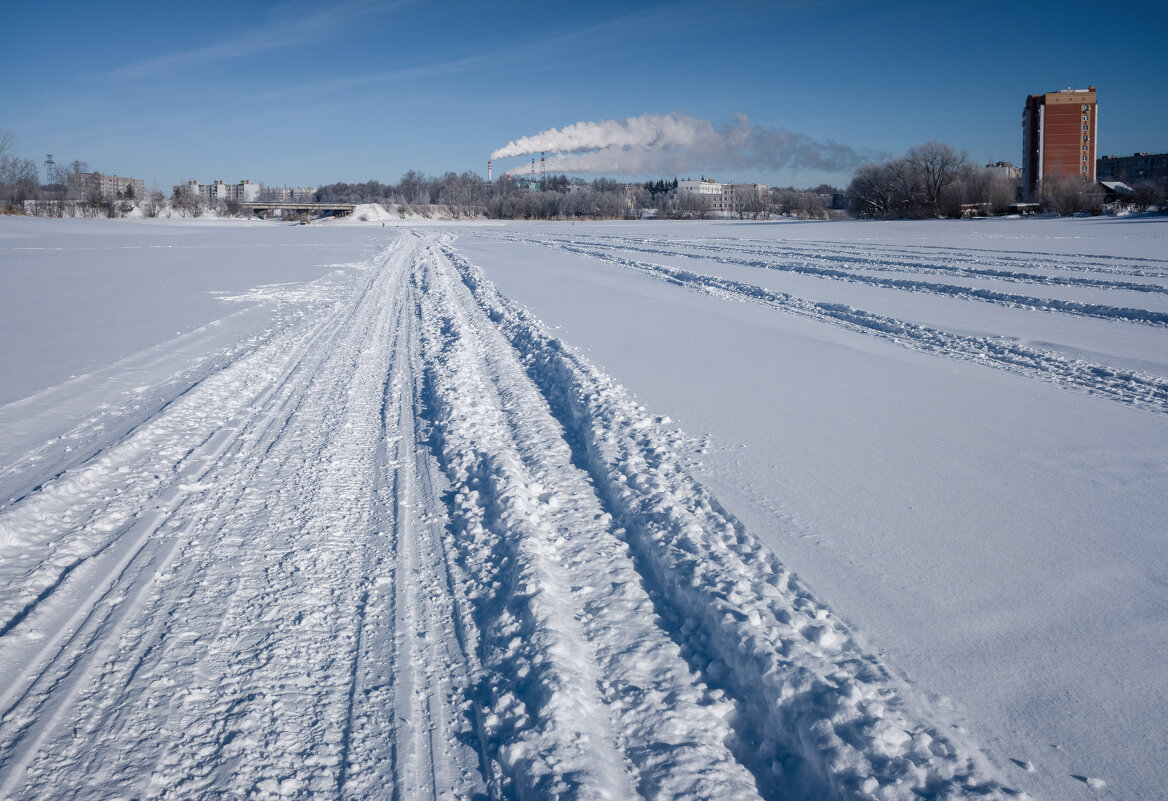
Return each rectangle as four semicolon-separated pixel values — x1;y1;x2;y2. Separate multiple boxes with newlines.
2;0;1166;191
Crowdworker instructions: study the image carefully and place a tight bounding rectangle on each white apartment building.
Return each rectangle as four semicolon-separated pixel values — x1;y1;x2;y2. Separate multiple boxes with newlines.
678;178;768;213
236;180;260;202
68;172;147;201
205;180;232;202
259;186;316;202
173;179;262;204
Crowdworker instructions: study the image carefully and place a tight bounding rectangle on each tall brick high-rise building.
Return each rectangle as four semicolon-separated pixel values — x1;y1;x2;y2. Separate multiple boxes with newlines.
1022;86;1097;201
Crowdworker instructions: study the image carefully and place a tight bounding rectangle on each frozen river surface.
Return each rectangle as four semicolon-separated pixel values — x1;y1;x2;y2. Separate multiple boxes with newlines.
1;215;1166;800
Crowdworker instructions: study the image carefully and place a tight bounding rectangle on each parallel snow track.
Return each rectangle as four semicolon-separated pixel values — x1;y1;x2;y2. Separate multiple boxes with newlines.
552;232;1168;282
497;233;1168;325
0;230;1011;800
431;236;1009;800
492;232;1168;415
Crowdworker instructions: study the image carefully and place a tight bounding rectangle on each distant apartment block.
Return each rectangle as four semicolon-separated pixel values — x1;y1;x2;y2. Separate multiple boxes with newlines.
270;186;317;203
1022;86;1097;201
1097;152;1168;184
983;161;1022;181
67;172;147;201
678;178;768;212
174;179;261;204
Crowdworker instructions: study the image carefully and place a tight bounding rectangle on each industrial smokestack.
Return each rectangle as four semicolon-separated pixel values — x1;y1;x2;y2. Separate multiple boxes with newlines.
488;160;492;183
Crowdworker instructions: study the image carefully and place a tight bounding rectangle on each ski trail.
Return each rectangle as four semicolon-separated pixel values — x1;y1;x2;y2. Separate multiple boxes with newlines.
0;265;370;798
0;236;490;800
1;227;1024;801
342;247;486;800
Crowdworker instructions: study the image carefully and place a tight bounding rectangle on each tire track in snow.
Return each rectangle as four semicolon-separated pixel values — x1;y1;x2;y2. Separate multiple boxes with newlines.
500;233;1168;414
558;232;1168;282
511;233;1168;326
439;233;1017;800
0;298;323;513
0;247;386;799
417;235;765;799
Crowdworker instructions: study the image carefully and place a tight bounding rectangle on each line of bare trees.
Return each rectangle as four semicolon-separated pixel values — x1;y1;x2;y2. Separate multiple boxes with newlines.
847;140;1167;218
847;141;994;218
314;171;843;221
1033;174;1161;215
315;172;637;219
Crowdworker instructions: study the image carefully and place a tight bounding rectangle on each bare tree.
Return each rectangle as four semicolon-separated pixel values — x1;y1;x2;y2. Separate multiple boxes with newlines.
885;157;923;214
143;192;164;218
171;185;205;218
847;162;899;217
0;129;16;161
0;155;40;206
1043;177;1103;216
398;170;428;205
906;141;969;212
675;189;712;219
627;185;652;219
1131;184;1158;213
772;188;825;219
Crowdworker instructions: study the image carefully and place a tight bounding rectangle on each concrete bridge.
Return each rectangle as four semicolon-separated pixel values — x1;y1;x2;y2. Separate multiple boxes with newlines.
248;202;357;221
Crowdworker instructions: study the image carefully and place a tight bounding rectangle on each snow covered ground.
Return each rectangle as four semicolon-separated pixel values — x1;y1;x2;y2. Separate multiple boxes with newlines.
0;214;1165;800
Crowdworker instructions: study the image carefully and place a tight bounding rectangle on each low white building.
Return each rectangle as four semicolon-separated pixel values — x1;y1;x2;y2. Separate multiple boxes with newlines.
678;178;768;213
678;178;722;198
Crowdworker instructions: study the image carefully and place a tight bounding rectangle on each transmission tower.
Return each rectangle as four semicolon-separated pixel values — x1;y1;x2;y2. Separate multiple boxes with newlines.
44;154;56;182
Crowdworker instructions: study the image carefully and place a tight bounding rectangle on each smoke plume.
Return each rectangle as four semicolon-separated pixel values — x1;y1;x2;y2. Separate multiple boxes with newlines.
491;111;870;176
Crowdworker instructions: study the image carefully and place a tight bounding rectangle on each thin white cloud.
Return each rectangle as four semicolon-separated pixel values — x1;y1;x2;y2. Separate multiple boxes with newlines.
101;0;404;80
255;3;697;100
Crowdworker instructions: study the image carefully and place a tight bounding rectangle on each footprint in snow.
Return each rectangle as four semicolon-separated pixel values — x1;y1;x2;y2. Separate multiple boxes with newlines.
1072;775;1107;790
1009;758;1035;772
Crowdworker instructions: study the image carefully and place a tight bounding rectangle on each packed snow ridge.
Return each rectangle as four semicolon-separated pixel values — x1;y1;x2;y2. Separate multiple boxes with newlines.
0;229;1016;800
